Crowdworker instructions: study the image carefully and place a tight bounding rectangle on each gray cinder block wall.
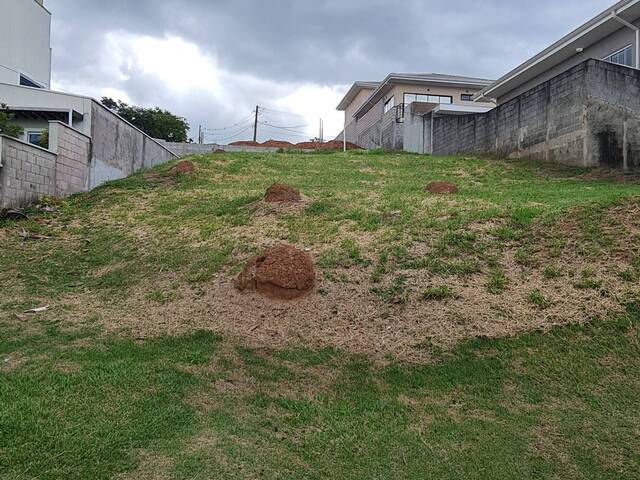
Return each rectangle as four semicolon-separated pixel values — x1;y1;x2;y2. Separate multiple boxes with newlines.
0;135;57;209
1;109;178;209
48;122;91;197
415;59;640;168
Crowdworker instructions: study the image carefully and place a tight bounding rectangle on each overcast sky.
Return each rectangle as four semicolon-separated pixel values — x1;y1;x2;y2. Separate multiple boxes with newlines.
47;0;615;143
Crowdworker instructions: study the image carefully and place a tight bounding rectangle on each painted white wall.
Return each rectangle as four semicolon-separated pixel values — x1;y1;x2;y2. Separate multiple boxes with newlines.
0;0;52;89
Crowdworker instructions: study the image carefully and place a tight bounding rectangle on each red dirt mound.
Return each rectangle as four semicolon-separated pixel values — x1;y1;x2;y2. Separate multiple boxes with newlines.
262;139;295;148
264;183;301;203
426;181;459;194
229;140;260;147
170;160;195;175
236;244;316;300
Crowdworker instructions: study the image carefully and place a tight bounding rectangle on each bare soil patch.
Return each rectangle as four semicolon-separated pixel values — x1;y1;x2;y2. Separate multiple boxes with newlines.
426;181;459;194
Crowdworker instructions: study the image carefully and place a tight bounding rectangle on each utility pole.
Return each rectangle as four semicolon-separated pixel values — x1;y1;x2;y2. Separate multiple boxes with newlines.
198;125;202;144
253;105;259;143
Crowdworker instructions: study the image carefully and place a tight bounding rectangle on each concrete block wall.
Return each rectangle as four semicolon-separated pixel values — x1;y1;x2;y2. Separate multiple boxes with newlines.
355;101;383;149
0;135;56;209
413;59;640;169
419;60;615;167
89;102;176;188
49;121;91;197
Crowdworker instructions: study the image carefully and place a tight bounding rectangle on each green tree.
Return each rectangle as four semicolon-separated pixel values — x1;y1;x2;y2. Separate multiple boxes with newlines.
101;97;189;142
0;103;24;139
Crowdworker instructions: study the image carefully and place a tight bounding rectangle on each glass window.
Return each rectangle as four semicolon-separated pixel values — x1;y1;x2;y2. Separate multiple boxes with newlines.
27;131;42;146
19;75;42;88
461;94;474;101
404;93;453;105
383;96;395;113
604;45;633;67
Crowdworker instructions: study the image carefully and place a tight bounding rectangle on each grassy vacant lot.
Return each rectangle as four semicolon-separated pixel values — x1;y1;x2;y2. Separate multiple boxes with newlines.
1;151;639;479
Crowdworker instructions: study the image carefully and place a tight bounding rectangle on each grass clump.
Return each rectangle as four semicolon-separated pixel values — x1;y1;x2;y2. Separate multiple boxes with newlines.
528;289;553;309
487;266;509;294
371;275;409;304
421;285;459;301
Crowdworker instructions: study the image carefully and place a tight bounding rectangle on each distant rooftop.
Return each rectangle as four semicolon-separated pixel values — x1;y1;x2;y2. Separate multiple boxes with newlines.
352;72;495;119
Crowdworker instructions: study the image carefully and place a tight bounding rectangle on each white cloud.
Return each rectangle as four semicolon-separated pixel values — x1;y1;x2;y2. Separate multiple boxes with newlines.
51;29;349;143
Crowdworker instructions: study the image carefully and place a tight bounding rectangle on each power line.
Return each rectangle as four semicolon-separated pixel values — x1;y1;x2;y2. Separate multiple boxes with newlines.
207;122;255;141
260;120;308;130
209;124;255;142
203;113;255;132
258;106;306;119
257;121;308;135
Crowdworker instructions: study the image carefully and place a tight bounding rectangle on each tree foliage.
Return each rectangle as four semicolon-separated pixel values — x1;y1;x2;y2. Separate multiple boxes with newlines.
101;97;189;142
0;103;24;139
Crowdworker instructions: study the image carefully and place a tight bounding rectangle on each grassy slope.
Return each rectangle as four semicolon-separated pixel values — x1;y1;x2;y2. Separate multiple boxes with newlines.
1;151;640;479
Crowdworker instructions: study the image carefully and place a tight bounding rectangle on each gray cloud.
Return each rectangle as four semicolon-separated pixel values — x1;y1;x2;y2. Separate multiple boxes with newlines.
46;0;615;141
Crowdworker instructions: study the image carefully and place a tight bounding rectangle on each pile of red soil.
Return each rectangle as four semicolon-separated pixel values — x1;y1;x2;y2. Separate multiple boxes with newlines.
264;183;301;203
426;181;459;194
262;139;295;148
229;140;260;147
236;244;316;300
169;160;195;175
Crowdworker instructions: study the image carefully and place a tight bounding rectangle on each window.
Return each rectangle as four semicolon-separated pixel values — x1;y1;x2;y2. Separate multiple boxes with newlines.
19;75;42;88
27;131;42;146
461;94;474;101
403;93;453;105
604;45;633;67
383;96;395;113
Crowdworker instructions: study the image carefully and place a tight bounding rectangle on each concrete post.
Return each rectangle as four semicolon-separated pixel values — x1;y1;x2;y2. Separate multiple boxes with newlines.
47;121;59;153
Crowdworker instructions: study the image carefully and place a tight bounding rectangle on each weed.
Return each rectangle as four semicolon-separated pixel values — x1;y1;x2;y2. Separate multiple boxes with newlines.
543;265;561;279
487;266;508;294
371;275;409;304
528;289;553;309
421;285;459;301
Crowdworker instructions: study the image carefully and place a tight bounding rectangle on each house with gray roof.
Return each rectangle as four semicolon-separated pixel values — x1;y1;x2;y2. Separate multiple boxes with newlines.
336;73;495;150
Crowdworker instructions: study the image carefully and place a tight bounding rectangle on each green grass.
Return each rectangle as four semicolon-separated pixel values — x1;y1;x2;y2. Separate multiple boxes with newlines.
1;304;639;479
421;285;459;301
2;151;640;478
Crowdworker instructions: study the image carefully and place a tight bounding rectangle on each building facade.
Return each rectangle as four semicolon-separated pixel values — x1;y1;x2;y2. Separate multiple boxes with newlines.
0;0;52;89
337;73;495;150
479;0;640;104
405;0;640;169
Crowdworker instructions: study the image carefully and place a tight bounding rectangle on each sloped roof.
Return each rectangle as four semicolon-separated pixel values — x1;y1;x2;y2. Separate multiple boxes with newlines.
352;73;494;119
336;81;379;111
480;0;640;100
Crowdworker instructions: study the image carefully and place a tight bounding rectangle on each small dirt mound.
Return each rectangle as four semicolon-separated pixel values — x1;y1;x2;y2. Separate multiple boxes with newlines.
426;181;459;194
264;183;301;203
236;244;316;300
262;139;295;148
170;160;195;175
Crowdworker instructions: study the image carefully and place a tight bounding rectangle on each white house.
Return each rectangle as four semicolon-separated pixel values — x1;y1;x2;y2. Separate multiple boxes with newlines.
0;0;52;90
